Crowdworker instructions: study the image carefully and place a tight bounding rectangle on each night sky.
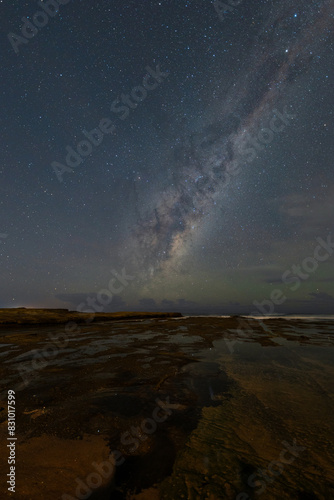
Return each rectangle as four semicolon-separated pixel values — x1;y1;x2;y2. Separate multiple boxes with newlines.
1;0;334;315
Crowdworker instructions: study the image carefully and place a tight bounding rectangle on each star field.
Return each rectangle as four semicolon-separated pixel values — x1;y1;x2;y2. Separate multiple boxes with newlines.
1;0;333;314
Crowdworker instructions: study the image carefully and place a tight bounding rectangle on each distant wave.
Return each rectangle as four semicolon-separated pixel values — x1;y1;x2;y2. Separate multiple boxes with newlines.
172;315;334;321
245;315;334;321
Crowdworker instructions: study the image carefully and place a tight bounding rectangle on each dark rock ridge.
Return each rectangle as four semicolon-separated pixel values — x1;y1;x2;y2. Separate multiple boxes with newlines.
0;307;182;325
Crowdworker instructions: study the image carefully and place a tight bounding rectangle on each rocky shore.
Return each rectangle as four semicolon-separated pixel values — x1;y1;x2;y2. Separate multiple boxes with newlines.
0;308;182;326
0;315;333;499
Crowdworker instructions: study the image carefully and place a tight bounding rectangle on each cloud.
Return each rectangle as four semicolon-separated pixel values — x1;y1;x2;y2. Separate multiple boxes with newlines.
309;292;334;302
138;298;157;309
277;184;334;236
161;299;175;308
264;276;285;284
176;298;197;307
55;293;126;312
228;301;241;307
56;293;91;306
135;297;201;314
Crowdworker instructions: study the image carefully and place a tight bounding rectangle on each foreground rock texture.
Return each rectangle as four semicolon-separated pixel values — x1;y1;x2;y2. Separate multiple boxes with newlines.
0;316;333;499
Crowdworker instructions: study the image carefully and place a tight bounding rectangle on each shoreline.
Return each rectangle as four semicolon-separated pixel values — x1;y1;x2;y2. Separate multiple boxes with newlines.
0;308;182;326
1;307;334;327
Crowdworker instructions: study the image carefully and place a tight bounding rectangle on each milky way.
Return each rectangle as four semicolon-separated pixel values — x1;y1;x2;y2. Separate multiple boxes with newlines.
128;0;334;283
